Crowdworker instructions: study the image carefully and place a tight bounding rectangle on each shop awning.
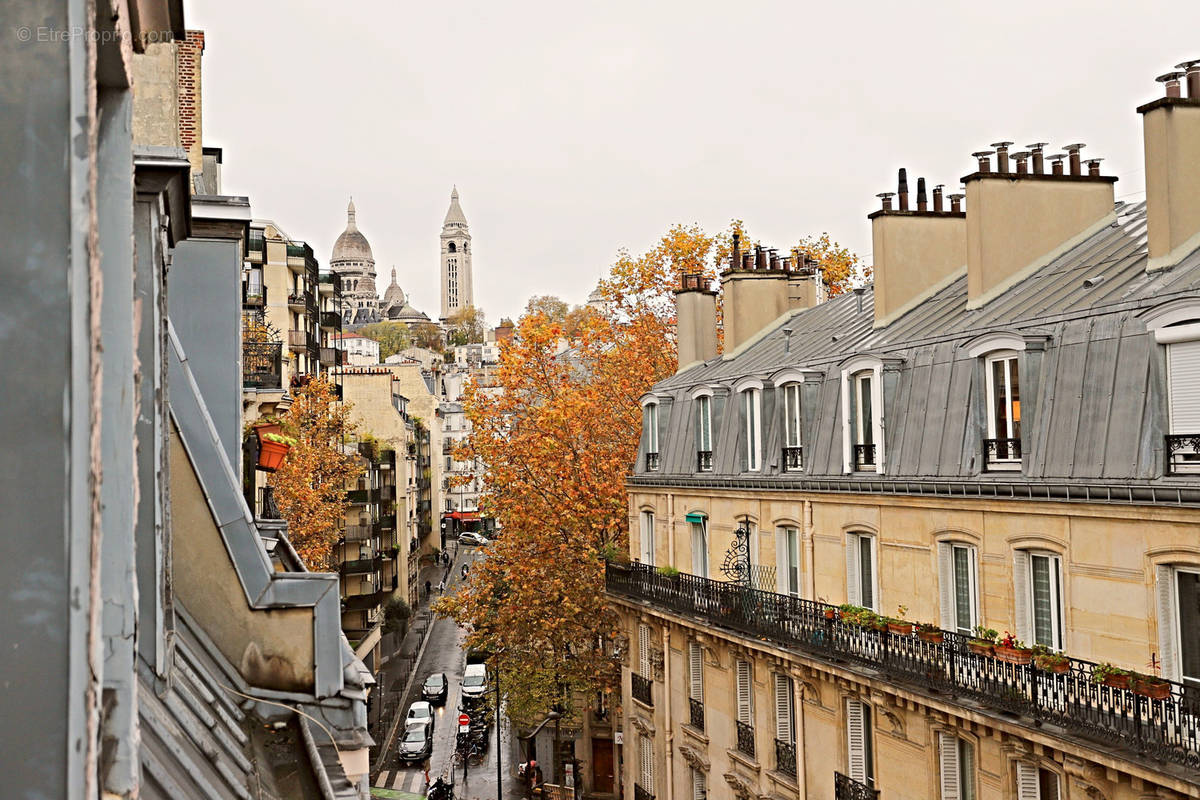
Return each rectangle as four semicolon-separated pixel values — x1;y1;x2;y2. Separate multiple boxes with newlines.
684;511;708;523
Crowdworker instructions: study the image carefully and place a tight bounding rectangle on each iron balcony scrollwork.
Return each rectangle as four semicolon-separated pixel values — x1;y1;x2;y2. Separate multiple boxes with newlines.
1166;434;1200;475
783;446;804;471
697;450;713;472
775;738;797;778
735;720;755;758
605;562;1200;771
852;444;876;471
634;784;655;800
631;672;653;706
835;772;878;800
688;697;704;731
983;437;1022;466
720;521;754;587
645;452;660;471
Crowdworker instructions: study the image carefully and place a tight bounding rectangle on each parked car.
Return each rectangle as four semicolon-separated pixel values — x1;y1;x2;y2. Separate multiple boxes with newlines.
461;663;488;701
405;700;435;734
398;724;433;763
422;672;448;705
459;531;489;547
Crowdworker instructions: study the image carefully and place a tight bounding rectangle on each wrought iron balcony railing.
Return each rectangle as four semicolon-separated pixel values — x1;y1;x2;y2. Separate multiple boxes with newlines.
783;446;804;471
287;292;310;310
645;452;660;471
983;437;1022;468
340;555;382;575
775;738;797;778
243;342;282;389
631;672;652;706
852;443;876;471
343;524;374;542
320;310;341;330
696;450;713;472
257;486;281;520
633;784;654;800
242;283;266;307
835;772;878;800
688;697;704;731
1166;434;1200;475
735;720;755;758
605;562;1200;771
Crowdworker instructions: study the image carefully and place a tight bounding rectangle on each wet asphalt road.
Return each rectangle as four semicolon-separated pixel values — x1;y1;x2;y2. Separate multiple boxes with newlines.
374;543;521;799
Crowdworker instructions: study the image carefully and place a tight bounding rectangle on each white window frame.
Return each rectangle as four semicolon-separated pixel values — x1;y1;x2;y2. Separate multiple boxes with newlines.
777;526;801;597
743;388;762;471
690;519;709;578
696;393;713;454
690;767;706;800
937;732;975;800
846;532;878;611
984;350;1021;468
1014;550;1064;650
639;510;655;566
938;542;979;637
1159;563;1200;686
840;357;885;474
783;382;802;449
845;698;873;786
644;401;659;455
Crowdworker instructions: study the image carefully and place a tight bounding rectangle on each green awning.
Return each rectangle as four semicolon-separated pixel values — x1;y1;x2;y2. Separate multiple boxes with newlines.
685;511;708;523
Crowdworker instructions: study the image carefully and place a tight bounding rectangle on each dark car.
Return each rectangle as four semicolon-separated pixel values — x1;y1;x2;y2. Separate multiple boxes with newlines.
398;723;432;763
421;672;448;705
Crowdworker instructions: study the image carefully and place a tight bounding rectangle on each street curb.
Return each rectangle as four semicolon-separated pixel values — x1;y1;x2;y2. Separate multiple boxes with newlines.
374;610;438;774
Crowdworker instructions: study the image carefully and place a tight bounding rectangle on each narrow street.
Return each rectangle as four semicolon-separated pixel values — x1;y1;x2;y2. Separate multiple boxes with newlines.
371;543;523;800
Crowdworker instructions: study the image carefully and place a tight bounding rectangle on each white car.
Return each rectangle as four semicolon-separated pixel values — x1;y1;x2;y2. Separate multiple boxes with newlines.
461;663;489;701
460;532;490;547
405;701;435;734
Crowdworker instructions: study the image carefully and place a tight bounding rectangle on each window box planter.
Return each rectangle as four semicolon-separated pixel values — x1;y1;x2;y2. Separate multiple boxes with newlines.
917;628;944;644
967;640;995;657
823;608;839;621
1033;654;1069;673
253;421;282;441
257;434;293;472
1100;672;1131;689
886;621;914;635
994;645;1033;665
1133;676;1171;700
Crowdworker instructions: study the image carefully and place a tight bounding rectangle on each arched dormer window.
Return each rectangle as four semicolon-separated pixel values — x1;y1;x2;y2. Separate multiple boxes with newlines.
640;396;660;471
691;387;715;472
1142;299;1200;474
840;357;884;474
963;332;1042;471
734;378;763;472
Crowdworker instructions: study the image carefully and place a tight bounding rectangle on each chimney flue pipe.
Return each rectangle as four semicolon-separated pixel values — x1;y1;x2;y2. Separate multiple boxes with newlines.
754;245;767;271
898;168;910;211
972;151;994;173
991;142;1014;173
877;192;894;211
1049;154;1066;175
731;231;741;270
1064;143;1085;176
949;193;964;213
1158;71;1185;99
916;177;928;211
932;184;945;212
1177;60;1200;99
1086;158;1103;177
1012;151;1030;175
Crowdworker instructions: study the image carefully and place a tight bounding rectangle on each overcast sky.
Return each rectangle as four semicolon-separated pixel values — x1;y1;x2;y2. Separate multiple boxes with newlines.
188;0;1200;324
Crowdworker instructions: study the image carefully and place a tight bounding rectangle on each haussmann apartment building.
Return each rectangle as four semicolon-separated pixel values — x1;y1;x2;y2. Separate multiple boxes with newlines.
609;61;1200;800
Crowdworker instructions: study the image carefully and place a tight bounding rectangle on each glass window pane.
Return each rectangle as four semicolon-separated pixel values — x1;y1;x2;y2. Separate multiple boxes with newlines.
1178;570;1200;685
953;547;972;635
991;359;1009;439
1008;358;1021;441
959;740;975;800
789;530;800;594
698;397;711;450
1031;555;1053;647
859;376;873;446
859;537;874;610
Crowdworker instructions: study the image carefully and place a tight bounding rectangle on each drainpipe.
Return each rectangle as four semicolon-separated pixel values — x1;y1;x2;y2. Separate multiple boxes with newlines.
802;500;815;600
663;626;674;800
667;493;676;566
793;668;809;799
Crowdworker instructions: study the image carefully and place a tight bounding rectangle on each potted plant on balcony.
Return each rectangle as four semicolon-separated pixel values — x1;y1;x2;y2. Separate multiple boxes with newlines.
257;432;296;472
886;605;914;635
994;632;1033;665
655;565;681;580
1031;645;1069;674
821;601;840;621
1132;670;1171;700
967;626;999;656
1092;663;1132;689
917;622;944;644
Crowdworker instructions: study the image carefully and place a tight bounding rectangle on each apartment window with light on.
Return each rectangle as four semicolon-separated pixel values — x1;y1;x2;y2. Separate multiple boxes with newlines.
938;733;975;800
851;371;875;471
644;402;659;471
639;511;655;566
742;388;761;471
846;532;877;610
985;352;1021;469
696;394;713;472
782;383;803;470
939;542;978;636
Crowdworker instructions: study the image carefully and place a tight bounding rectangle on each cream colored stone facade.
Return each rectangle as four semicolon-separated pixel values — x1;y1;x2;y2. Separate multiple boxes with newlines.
612;487;1200;800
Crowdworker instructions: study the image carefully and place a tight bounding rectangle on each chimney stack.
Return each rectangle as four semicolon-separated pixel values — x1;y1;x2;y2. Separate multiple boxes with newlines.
917;177;928;211
972;150;994;173
1140;59;1200;271
1027;143;1049;175
675;273;719;370
991;142;1014;173
1064;143;1085;176
898;168;910;211
721;241;791;354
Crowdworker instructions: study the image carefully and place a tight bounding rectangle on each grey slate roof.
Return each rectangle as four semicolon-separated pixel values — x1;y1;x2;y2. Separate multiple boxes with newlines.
639;201;1200;493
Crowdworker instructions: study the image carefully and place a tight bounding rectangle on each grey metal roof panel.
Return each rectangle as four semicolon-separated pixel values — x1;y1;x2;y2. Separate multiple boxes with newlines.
636;200;1200;486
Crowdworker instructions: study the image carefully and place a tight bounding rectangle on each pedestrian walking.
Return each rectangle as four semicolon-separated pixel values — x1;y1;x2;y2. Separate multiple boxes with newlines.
425;579;432;599
438;579;446;594
461;563;469;580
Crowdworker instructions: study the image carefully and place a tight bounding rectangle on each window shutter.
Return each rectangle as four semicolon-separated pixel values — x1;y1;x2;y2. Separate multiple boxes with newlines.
845;699;867;783
1013;550;1032;643
774;674;793;742
735;660;752;725
938;543;956;631
689;642;704;701
841;371;853;473
777;530;789;594
1169;341;1200;432
937;732;960;800
638;624;651;677
691;768;706;800
640;734;653;789
873;367;886;473
846;534;861;606
1015;762;1040;800
1156;564;1180;682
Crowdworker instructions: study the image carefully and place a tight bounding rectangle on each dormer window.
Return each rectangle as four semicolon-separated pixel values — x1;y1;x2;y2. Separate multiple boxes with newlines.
840;357;886;474
696;394;713;472
741;387;762;471
984;351;1022;470
643;402;660;471
851;371;875;471
782;383;803;471
1164;323;1200;474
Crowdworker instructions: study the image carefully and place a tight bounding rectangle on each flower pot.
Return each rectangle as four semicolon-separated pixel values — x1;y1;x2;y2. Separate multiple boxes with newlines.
967;641;994;657
1034;656;1069;674
257;439;290;472
1133;677;1171;700
994;646;1033;665
918;629;945;644
254;422;282;442
1101;673;1130;689
887;622;914;635
823;608;839;620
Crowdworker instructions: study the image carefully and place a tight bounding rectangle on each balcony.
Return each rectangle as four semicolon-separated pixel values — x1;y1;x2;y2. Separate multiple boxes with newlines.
633;785;654;800
688;697;704;731
256;486;282;520
346;488;370;504
775;738;797;778
319;347;338;367
287;291;311;311
243;342;282;390
287;329;310;352
983;437;1022;471
696;450;713;472
1166;434;1200;475
605;563;1200;772
342;590;384;612
631;672;652;706
645;452;659;471
736;720;755;758
242;283;266;307
320;310;341;330
835;772;878;800
340;555;382;575
377;514;396;530
783;446;804;472
286;241;316;273
380;485;395;501
343;524;373;542
852;443;876;472
247;230;265;263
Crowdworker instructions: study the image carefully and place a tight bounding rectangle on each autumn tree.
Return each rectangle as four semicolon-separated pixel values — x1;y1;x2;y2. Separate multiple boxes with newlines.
446;305;488;346
358;321;412;360
790;232;868;296
524;294;594;339
268;376;363;570
411;321;444;351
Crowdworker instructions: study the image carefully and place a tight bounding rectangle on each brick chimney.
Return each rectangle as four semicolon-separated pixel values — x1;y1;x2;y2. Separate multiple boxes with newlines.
869;168;967;327
177;30;205;181
676;273;719;371
964;142;1116;308
721;237;791;355
1140;60;1200;272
